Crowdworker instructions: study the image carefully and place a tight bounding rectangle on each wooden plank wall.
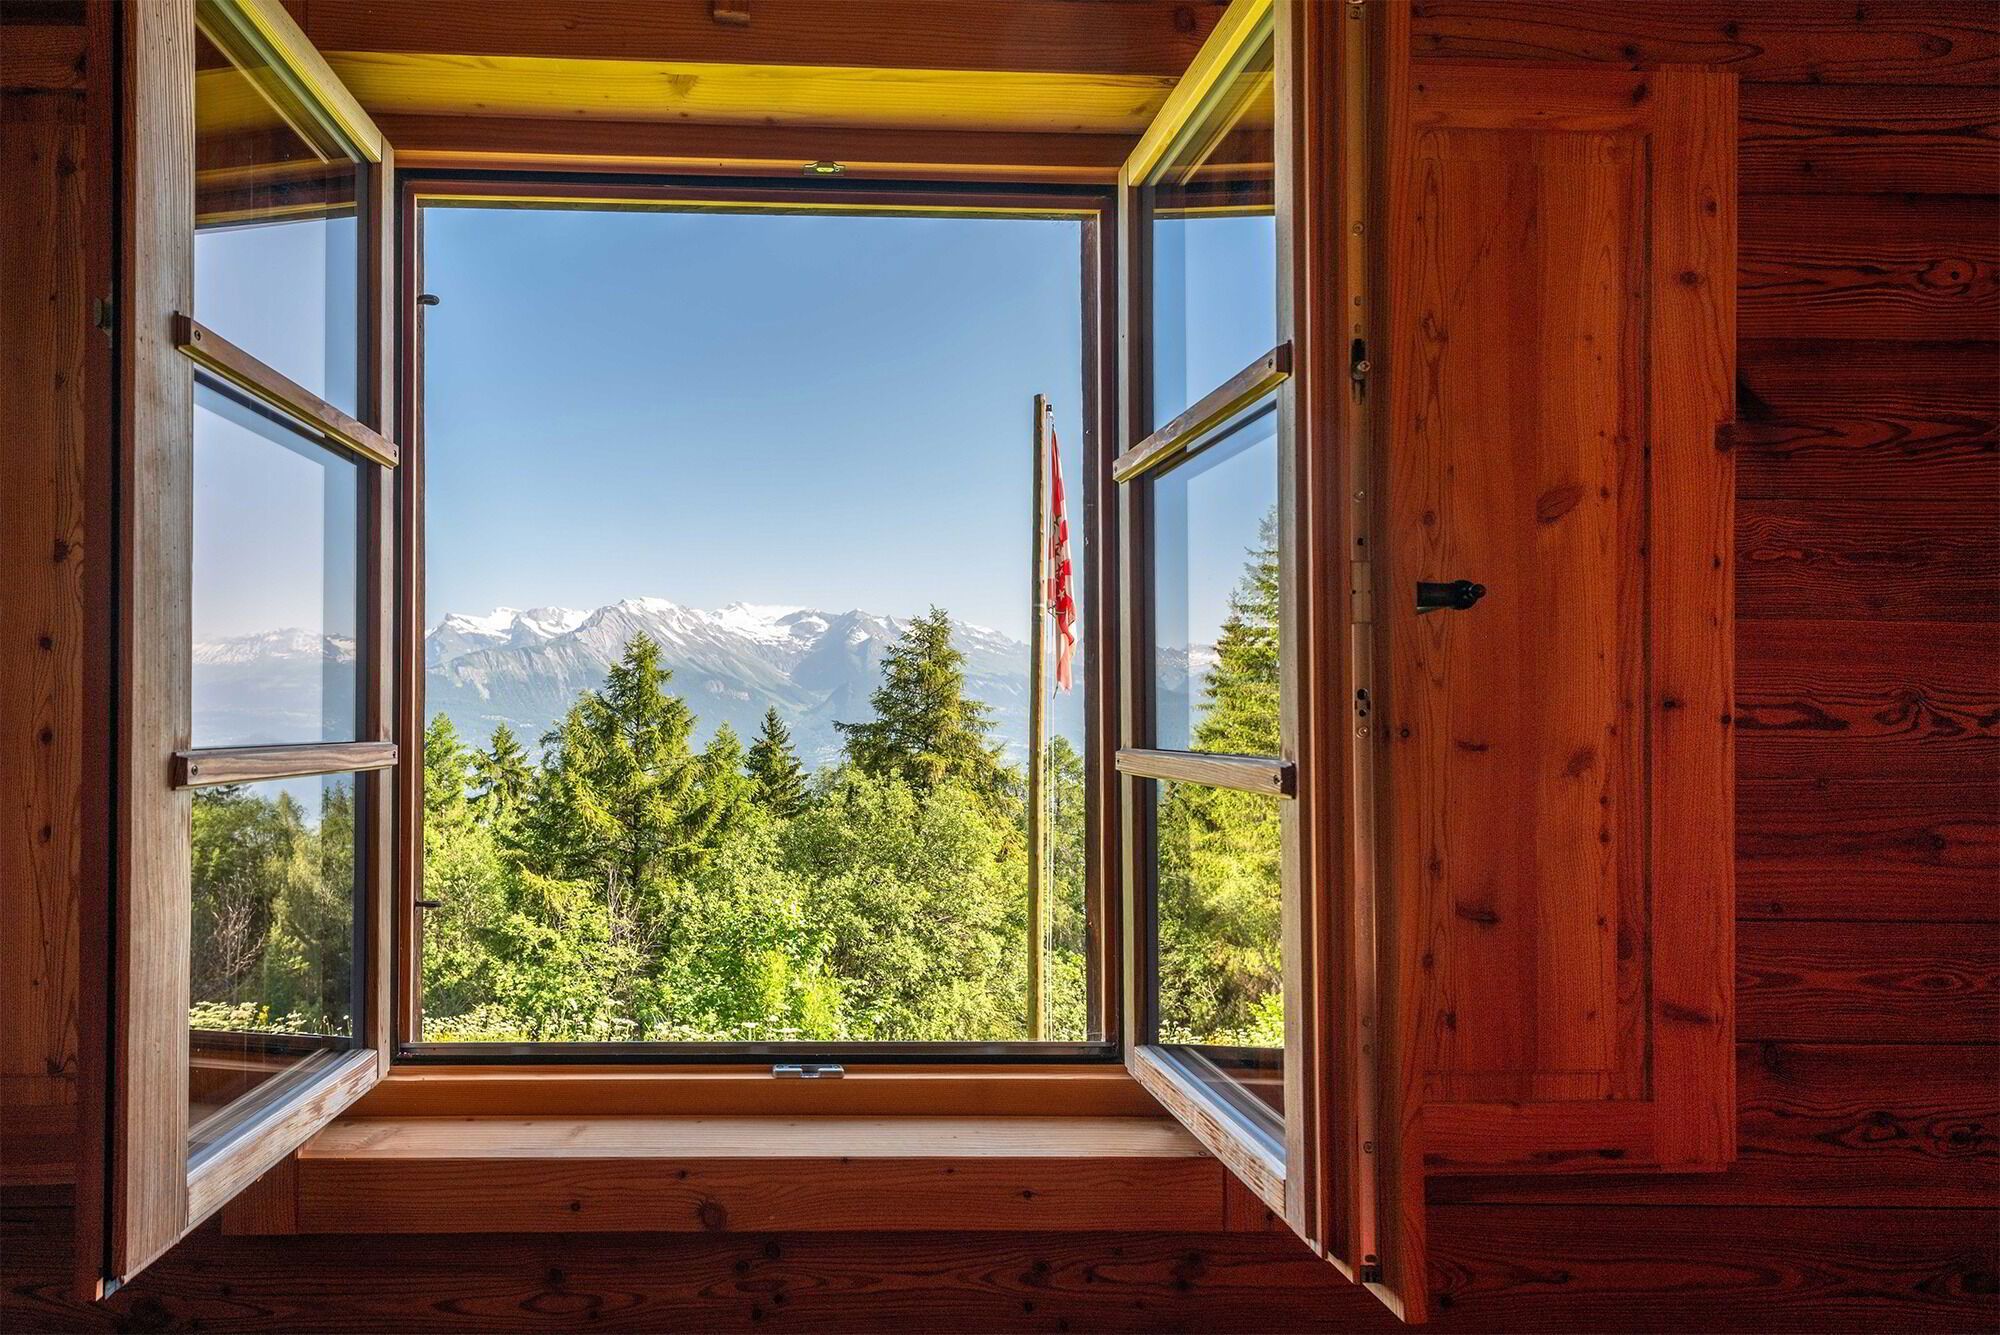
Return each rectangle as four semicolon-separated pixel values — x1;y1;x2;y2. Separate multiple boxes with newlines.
3;3;1995;1330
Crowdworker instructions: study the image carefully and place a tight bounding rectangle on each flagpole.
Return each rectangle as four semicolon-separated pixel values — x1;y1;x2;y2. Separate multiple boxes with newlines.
1027;394;1050;1041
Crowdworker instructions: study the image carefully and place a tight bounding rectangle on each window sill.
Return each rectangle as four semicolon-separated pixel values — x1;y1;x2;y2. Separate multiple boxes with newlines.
222;1113;1253;1236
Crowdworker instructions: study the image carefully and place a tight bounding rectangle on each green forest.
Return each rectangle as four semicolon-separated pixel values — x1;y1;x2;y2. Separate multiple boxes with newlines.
190;524;1282;1048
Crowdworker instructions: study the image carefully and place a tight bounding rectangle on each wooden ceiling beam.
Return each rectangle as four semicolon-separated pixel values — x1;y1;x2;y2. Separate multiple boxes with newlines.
379;113;1130;183
296;0;1225;77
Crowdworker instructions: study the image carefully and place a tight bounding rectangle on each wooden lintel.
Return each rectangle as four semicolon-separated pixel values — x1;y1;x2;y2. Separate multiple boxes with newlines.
301;0;1227;78
377;114;1133;184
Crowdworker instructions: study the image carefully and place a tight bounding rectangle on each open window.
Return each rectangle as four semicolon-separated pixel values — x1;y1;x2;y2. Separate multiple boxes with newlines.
85;0;399;1290
1113;0;1423;1320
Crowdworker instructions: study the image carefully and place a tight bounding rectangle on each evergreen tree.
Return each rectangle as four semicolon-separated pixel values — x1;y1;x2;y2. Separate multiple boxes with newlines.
745;707;810;818
469;723;533;824
1194;510;1280;756
836;607;1007;799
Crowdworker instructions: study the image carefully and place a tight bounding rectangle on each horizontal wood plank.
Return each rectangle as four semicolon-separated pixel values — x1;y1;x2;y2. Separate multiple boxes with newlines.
1736;498;1999;622
299;0;1226;78
1741;84;2000;195
0;23;85;91
177;314;400;467
378;113;1131;183
1738;778;1999;921
350;1066;1166;1119
1740;195;1999;341
285;1116;1223;1235
1431;1044;2000;1208
1409;2;2000;86
1114;748;1295;796
174;740;397;788
1734;618;1999;782
1739;921;1999;1042
1734;339;1997;501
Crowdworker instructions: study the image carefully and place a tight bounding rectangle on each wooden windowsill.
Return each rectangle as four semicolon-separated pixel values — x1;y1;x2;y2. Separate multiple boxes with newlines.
349;1063;1167;1118
224;1114;1252;1236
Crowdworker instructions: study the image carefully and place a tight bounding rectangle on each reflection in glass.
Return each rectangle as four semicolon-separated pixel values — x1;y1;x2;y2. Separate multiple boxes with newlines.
192;376;362;747
1150;397;1279;754
1153;778;1284;1135
193;24;361;412
1143;20;1276;427
188;772;362;1167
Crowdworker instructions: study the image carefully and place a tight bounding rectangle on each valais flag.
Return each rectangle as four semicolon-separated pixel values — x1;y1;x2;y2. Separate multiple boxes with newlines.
1047;418;1076;692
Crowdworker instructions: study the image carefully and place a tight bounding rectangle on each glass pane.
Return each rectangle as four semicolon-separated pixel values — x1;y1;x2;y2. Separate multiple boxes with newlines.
1152;778;1284;1140
188;772;362;1168
1149;396;1279;754
193;24;362;413
416;202;1093;1046
192;376;362;746
1143;20;1276;428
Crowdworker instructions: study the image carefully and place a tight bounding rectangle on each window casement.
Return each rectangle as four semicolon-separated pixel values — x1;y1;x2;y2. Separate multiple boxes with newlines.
1114;0;1422;1319
86;0;402;1290
78;2;1739;1325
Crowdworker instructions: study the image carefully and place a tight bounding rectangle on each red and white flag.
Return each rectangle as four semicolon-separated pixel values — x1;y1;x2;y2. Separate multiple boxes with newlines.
1047;417;1076;692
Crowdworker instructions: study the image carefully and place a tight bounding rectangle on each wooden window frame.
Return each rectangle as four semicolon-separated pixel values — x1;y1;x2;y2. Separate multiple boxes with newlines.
393;173;1128;1065
1114;0;1422;1319
83;0;402;1293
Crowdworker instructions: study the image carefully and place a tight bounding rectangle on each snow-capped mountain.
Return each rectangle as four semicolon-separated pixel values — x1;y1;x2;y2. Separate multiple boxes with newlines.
190;597;1174;766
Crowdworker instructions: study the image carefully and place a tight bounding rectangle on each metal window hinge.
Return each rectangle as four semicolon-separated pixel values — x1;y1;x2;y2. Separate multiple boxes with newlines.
773;1062;844;1079
1349;338;1371;394
1359;1260;1384;1285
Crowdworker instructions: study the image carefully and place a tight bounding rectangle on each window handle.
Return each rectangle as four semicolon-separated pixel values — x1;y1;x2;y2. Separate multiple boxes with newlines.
1416;579;1486;613
414;898;444;910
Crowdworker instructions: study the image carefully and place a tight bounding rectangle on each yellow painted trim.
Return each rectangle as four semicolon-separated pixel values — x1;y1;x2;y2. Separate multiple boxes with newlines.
199;0;384;162
1122;0;1274;188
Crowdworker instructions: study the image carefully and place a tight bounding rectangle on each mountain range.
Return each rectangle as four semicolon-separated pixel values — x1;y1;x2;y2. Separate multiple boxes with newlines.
192;597;1177;766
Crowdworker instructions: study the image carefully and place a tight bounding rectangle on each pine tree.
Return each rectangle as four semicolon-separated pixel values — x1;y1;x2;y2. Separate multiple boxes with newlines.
1193;510;1280;756
469;723;533;823
836;606;1007;798
512;634;733;893
745;707;810;818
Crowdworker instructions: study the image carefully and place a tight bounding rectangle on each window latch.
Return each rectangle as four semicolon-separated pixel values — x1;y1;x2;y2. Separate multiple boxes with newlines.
773;1063;845;1079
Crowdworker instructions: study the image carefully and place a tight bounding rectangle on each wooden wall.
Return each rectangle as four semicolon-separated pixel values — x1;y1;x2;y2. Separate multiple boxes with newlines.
4;2;1995;1330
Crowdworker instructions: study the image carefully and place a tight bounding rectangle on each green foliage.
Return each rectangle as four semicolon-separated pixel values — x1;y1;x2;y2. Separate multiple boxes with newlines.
745;707;810;819
835;607;1009;802
191;538;1281;1055
1155;510;1285;1047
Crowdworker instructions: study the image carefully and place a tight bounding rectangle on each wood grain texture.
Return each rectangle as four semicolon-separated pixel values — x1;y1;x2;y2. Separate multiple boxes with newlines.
1734;618;1999;783
1738;920;1999;1043
7;1193;1996;1334
1740;84;1999;195
1387;63;1736;1167
297;0;1226;79
1736;497;1999;622
108;0;197;1284
377;113;1131;183
173;740;397;788
0;23;86;91
0;88;84;1160
1737;778;1999;921
1409;1;2000;86
1113;748;1294;796
1735;339;1997;500
1739;195;1998;340
1432;1043;1999;1207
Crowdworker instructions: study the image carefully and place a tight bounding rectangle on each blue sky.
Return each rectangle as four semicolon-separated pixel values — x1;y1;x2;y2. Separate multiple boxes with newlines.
193;202;1277;654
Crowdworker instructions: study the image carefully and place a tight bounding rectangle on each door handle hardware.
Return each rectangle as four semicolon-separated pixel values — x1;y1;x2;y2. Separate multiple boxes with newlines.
1416;580;1486;613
